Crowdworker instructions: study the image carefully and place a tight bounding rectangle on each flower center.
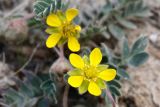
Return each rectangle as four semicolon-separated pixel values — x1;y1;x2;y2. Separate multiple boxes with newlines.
83;65;98;81
61;22;76;38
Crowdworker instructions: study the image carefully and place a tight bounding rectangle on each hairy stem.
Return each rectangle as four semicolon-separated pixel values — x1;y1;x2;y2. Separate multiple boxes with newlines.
106;89;116;107
63;85;69;107
59;45;64;58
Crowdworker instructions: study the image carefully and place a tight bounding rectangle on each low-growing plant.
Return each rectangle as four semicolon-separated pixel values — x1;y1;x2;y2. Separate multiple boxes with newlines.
1;0;150;107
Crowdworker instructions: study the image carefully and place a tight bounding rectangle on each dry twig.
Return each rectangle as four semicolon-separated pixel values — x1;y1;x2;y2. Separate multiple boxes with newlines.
14;43;40;75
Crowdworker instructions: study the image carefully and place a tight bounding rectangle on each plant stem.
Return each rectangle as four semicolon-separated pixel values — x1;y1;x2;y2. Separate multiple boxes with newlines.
63;85;69;107
54;47;61;56
106;89;116;107
59;45;64;58
14;43;40;75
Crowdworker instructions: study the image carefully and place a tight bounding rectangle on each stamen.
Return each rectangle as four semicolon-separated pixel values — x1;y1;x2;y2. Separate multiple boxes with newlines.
83;65;98;81
61;21;77;38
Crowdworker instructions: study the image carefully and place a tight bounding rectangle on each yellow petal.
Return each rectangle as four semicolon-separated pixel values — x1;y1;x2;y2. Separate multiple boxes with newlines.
88;81;101;96
90;48;102;66
69;53;84;69
98;69;116;81
68;76;83;88
68;36;80;52
66;8;79;22
46;33;61;48
75;25;81;32
46;14;61;27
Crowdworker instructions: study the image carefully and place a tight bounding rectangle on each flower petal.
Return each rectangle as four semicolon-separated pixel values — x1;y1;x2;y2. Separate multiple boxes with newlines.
46;33;61;48
69;53;84;69
90;48;102;66
66;8;79;22
75;25;81;32
68;36;80;52
98;69;116;81
46;14;61;27
67;69;82;76
88;81;101;96
79;80;89;94
68;76;83;88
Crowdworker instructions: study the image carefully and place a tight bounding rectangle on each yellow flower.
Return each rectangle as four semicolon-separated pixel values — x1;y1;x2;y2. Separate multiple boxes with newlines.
45;8;81;52
67;48;116;96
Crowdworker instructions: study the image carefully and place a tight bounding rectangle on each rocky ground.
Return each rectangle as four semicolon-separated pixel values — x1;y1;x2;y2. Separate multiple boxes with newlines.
119;0;160;105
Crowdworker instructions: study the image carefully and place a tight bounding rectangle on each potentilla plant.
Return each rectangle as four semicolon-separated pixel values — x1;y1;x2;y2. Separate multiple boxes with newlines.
45;8;81;52
1;0;149;107
68;48;116;96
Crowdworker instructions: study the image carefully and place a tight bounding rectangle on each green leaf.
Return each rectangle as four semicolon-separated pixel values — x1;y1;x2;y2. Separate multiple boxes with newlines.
79;80;89;94
45;27;60;34
37;98;50;107
33;0;57;20
40;79;57;103
108;24;125;39
101;43;112;63
33;0;69;20
131;36;148;55
23;71;42;95
96;78;106;89
3;73;56;106
114;74;121;80
117;68;129;79
57;0;62;9
108;80;121;89
40;80;56;92
63;74;69;82
81;47;91;57
102;2;113;16
129;52;149;67
97;64;109;71
3;95;14;104
38;73;52;81
122;38;130;58
109;86;121;96
25;98;38;107
27;18;41;27
4;88;24;106
82;55;90;65
124;0;150;17
116;16;137;29
13;78;34;97
67;69;82;76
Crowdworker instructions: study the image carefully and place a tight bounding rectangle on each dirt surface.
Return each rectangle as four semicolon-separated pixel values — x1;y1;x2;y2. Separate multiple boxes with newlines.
117;8;160;107
119;56;160;107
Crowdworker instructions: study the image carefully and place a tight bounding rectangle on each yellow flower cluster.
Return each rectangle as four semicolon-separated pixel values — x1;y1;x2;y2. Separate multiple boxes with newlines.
46;8;81;52
68;48;116;96
46;8;116;96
